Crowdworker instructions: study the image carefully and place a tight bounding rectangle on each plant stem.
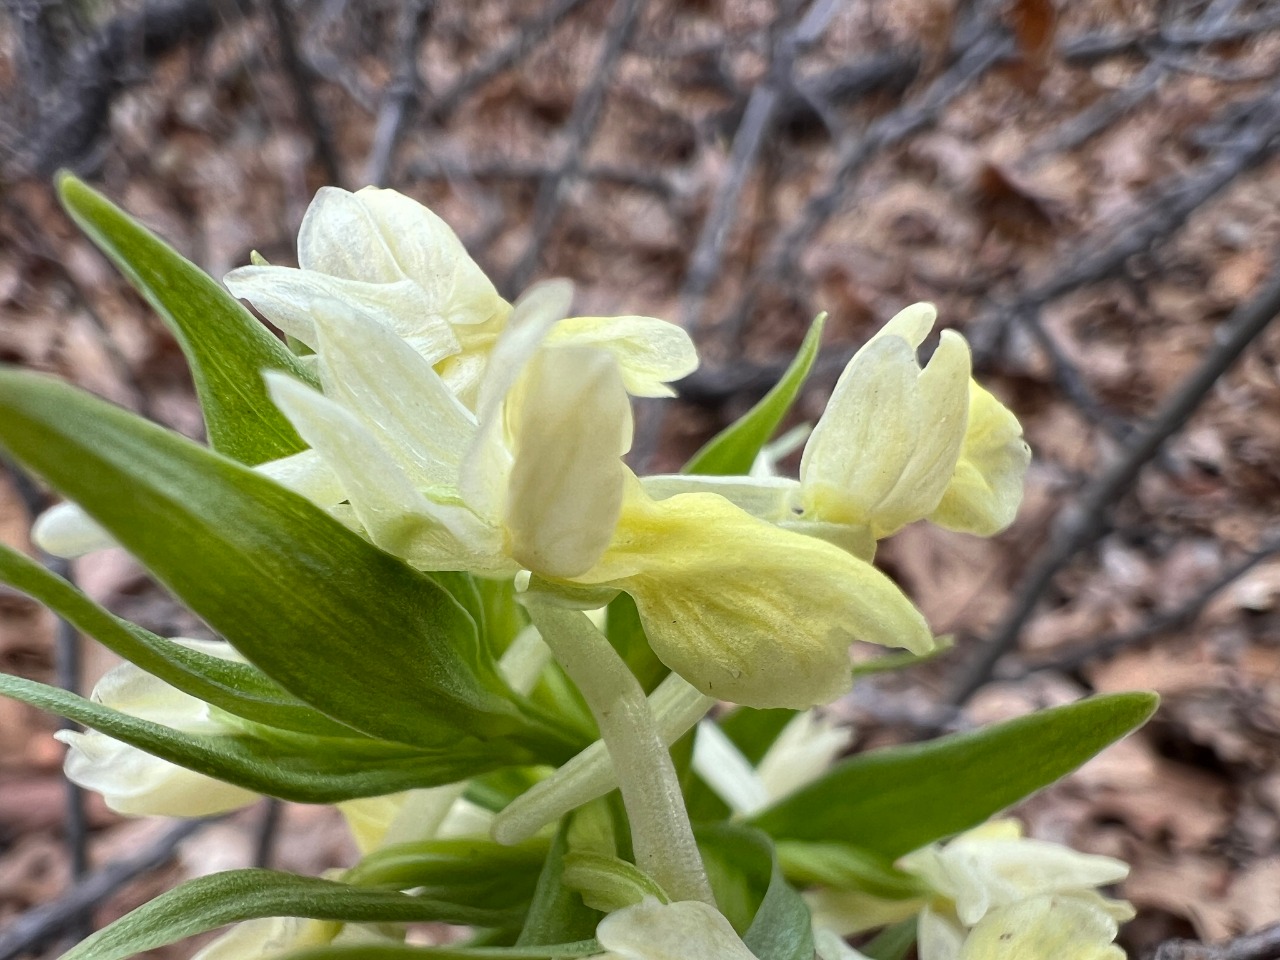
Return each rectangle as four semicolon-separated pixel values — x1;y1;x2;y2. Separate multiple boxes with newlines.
524;591;714;905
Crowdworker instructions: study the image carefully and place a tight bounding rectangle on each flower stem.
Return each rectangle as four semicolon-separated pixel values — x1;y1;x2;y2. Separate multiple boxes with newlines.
524;590;714;905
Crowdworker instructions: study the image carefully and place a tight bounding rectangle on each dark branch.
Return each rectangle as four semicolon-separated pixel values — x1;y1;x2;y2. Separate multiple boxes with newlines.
266;0;342;186
948;259;1280;706
364;0;435;188
1154;922;1280;960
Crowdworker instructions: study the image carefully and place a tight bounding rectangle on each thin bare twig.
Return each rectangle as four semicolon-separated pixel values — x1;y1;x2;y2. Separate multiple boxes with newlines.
970;86;1280;365
254;798;284;868
1154;923;1280;960
506;0;647;295
679;0;839;334
721;28;1014;346
0;819;213;960
1061;11;1280;64
403;156;681;198
364;0;435;188
428;0;594;124
265;0;341;186
1;458;91;939
947;260;1280;707
1016;534;1280;678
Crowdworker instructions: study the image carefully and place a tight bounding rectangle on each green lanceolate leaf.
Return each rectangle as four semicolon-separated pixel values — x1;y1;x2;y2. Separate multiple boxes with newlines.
683;313;825;476
0;674;516;803
0;543;357;738
57;174;316;465
0;370;564;753
698;825;814;960
60;869;522;960
750;692;1158;858
775;841;923;900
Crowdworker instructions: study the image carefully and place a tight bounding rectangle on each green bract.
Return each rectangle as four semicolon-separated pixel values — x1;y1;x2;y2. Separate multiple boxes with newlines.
0;179;1154;960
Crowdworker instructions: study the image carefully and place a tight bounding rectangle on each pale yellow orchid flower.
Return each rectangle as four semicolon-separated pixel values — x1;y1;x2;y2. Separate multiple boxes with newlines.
799;303;1030;543
260;284;932;709
55;640;260;817
897;820;1133;960
224;186;696;407
592;897;762;960
642;304;1029;560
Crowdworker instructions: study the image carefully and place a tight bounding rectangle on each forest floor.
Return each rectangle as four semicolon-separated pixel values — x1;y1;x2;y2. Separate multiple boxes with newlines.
1;0;1280;956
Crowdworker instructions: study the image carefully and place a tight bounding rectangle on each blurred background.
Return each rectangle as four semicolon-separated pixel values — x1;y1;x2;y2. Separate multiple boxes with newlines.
2;0;1280;956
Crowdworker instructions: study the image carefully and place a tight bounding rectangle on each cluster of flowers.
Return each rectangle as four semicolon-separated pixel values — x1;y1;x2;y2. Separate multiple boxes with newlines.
34;186;1132;959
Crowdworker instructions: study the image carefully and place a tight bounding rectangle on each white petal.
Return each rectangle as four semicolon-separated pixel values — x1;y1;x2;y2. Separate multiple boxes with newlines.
265;373;507;573
597;898;760;960
309;298;477;490
870;302;937;349
353;187;509;329
297;186;406;282
31;501;116;557
462;279;573;521
691;720;769;816
755;710;853;802
505;346;629;579
548;315;698;397
254;450;346;507
918;906;966;960
58;728;260;816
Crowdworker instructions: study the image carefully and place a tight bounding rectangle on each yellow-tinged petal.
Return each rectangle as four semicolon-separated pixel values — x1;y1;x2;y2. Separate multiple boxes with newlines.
588;486;934;708
32;501;117;557
929;381;1031;536
297;185;406;282
548;314;698;397
958;894;1126;960
870;301;937;348
801;335;919;528
506;346;630;579
865;330;970;536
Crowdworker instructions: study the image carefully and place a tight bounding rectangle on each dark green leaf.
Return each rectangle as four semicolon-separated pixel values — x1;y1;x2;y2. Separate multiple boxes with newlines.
0;543;355;737
775;841;923;900
0;674;516;803
57;173;315;465
61;869;520;960
604;592;666;694
0;370;578;756
750;692;1158;858
683;314;825;476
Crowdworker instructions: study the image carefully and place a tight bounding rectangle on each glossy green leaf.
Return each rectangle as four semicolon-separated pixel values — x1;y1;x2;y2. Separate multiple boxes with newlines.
604;592;666;694
750;693;1158;858
698;825;814;960
60;869;520;960
0;543;355;737
0;674;516;803
57;173;315;465
683;314;825;476
0;370;578;756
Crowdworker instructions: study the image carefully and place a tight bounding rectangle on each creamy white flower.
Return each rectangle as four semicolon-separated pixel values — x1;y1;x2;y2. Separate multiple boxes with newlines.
263;288;934;709
224;187;696;408
55;640;260;817
898;821;1134;960
593;898;761;960
189;902;400;960
644;303;1030;559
